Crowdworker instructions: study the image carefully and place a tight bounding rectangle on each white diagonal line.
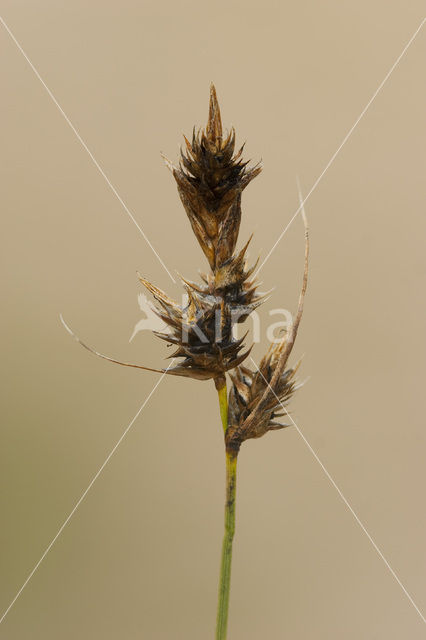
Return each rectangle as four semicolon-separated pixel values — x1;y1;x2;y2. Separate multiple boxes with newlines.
256;17;425;277
250;356;426;625
0;15;176;284
0;361;174;625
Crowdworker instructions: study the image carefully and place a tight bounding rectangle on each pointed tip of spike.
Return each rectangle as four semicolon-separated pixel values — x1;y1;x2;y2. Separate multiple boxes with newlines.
206;83;222;143
136;270;147;285
234;234;253;266
160;152;174;174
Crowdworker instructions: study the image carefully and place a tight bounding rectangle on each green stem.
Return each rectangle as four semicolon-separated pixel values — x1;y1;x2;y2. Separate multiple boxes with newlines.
217;382;229;434
215;380;238;640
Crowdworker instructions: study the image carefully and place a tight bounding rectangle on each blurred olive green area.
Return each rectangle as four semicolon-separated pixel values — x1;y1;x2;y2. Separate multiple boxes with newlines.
1;1;425;638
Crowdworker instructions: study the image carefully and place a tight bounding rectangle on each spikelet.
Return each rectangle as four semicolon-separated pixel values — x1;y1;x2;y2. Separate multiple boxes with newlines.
138;275;251;380
171;85;261;271
225;206;309;451
167;84;263;319
200;235;264;311
226;344;301;449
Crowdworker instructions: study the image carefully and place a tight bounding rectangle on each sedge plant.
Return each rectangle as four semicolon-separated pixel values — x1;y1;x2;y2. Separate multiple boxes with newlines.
63;84;309;640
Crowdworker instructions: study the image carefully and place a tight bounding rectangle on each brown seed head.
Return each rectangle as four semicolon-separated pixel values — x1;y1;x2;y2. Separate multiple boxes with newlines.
138;274;252;380
64;85;306;400
170;84;261;271
226;345;301;450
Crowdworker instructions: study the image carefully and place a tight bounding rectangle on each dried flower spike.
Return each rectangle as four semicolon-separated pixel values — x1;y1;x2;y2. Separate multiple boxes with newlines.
226;207;309;453
227;351;301;443
64;85;264;386
138;274;252;380
171;84;262;272
63;84;309;640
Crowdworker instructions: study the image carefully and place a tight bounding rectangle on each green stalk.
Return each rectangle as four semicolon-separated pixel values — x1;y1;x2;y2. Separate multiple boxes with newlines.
217;382;229;434
215;379;238;640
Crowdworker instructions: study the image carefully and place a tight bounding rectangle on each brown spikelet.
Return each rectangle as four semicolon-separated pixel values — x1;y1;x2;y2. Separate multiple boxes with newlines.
138;274;252;380
226;208;309;451
170;84;262;272
226;345;301;450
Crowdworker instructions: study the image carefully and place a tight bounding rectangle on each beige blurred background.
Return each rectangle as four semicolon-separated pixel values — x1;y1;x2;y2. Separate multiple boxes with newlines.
1;1;425;638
